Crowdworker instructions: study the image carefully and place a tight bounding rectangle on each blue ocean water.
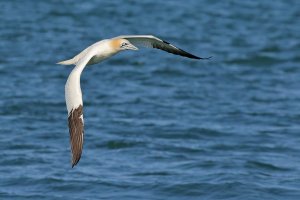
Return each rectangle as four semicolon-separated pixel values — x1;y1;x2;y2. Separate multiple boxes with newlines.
0;0;300;199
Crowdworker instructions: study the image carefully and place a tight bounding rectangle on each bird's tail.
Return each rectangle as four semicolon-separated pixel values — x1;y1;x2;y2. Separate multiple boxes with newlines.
57;57;76;65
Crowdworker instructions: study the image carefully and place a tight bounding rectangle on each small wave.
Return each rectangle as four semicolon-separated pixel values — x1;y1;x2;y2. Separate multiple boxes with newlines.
245;160;292;171
132;171;172;176
226;54;283;67
92;140;145;150
151;67;187;77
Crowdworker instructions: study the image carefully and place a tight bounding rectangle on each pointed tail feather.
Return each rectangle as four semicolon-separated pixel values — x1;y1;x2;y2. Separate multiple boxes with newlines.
57;58;76;65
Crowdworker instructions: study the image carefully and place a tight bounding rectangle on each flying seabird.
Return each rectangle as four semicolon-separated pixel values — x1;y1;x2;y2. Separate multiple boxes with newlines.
58;35;210;167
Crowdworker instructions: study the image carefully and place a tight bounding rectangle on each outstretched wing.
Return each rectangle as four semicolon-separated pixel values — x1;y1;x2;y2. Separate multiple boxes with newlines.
65;49;96;168
115;35;210;59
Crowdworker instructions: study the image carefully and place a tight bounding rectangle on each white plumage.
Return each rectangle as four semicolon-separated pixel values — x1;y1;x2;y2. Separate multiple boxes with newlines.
58;35;209;167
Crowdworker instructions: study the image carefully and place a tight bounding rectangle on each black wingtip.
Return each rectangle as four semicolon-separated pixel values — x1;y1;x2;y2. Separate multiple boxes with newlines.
162;40;170;45
176;47;211;60
72;163;78;168
71;159;80;168
187;55;212;60
71;157;80;168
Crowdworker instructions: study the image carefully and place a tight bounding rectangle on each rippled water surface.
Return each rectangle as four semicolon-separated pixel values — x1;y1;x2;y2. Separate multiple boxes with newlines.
1;0;300;199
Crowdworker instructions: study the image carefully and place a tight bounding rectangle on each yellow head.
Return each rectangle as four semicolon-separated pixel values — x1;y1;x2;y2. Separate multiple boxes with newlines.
110;39;138;52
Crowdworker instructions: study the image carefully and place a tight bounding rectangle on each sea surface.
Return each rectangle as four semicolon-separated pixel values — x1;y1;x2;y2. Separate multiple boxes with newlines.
0;0;300;199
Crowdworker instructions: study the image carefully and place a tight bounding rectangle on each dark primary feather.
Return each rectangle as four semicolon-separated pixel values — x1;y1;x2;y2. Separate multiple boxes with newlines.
152;40;202;59
68;105;84;168
116;35;210;59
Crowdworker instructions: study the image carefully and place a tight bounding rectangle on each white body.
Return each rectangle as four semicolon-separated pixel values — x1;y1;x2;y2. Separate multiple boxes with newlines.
64;40;119;114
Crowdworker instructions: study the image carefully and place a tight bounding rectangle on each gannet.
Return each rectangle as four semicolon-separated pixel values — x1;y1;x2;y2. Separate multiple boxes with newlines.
58;35;210;167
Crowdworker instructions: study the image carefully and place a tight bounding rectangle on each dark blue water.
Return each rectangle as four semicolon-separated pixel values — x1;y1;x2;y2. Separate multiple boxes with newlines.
1;0;300;199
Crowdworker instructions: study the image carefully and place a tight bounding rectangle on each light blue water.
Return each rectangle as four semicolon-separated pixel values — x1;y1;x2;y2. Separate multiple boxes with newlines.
0;0;300;199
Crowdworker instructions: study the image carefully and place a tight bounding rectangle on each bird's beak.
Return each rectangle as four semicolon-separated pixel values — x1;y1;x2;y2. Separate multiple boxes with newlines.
126;43;138;51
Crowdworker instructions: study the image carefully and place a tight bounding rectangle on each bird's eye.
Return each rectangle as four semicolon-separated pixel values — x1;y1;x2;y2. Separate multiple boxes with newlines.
121;42;127;47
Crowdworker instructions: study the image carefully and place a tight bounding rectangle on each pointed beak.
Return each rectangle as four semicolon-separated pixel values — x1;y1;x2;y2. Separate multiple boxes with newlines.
126;43;138;51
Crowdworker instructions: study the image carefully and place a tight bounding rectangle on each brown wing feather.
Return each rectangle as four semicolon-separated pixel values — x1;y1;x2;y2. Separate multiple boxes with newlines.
68;105;84;168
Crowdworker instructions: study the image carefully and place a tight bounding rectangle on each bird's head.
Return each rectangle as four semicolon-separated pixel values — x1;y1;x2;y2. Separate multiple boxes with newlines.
110;39;138;52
